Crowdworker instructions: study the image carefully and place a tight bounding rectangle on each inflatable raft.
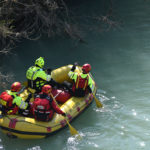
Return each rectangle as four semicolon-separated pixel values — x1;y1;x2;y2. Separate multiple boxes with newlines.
0;65;97;139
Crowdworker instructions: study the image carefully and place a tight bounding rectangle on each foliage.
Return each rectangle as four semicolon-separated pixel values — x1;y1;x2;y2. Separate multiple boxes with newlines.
0;0;73;52
0;70;14;90
0;0;121;53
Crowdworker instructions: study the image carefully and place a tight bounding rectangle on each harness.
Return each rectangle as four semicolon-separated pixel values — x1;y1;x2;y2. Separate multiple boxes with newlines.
27;66;45;91
31;68;41;88
33;94;53;121
75;74;89;90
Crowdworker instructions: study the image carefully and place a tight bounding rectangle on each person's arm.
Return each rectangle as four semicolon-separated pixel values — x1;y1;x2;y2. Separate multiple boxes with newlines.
51;100;65;115
71;65;76;72
68;70;78;81
68;62;79;80
25;93;32;103
36;70;51;82
13;96;28;110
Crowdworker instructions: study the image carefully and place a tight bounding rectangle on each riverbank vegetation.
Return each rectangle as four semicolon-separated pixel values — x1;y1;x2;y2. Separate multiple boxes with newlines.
0;0;121;53
0;0;120;88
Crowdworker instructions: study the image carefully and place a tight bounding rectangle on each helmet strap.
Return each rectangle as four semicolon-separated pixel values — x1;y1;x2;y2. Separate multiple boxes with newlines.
82;69;86;74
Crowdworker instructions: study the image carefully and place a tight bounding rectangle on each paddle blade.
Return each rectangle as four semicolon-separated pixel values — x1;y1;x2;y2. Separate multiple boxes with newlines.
66;119;78;135
65;119;82;139
69;124;79;136
93;94;103;108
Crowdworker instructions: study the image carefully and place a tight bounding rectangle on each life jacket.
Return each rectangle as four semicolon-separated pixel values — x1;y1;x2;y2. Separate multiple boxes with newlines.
0;90;19;114
32;94;53;121
72;74;89;97
26;66;46;90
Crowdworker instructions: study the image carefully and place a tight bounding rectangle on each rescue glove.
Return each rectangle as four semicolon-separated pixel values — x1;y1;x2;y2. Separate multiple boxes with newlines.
74;62;79;66
62;113;66;117
47;68;52;74
71;62;78;71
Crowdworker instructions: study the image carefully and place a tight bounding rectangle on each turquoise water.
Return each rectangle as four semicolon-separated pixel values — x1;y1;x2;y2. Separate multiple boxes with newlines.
1;0;150;149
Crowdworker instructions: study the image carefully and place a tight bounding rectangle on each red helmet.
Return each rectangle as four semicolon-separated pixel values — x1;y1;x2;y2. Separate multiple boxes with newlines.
42;85;52;94
82;64;91;73
11;82;21;92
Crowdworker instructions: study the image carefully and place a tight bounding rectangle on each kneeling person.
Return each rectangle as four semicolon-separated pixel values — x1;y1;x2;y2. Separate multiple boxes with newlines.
0;82;29;115
32;85;66;122
66;63;94;97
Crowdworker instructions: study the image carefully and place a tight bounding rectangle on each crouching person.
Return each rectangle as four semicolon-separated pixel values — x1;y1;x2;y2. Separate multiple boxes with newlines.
32;84;66;122
0;82;29;115
18;93;32;116
64;63;94;97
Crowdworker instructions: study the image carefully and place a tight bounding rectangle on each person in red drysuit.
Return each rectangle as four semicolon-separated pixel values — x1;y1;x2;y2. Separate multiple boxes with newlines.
32;84;66;121
0;82;30;115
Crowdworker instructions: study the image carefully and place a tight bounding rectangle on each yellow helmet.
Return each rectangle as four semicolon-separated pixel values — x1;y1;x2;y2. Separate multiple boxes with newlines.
35;57;45;68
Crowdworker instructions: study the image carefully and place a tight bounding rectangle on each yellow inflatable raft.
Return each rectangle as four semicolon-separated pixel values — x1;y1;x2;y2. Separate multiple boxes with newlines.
0;65;97;139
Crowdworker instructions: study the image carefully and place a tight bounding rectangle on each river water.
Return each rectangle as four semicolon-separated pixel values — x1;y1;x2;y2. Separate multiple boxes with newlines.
1;0;150;149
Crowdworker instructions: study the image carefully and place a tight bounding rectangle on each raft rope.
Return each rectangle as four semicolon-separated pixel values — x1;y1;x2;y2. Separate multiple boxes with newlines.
2;94;93;131
4;115;60;129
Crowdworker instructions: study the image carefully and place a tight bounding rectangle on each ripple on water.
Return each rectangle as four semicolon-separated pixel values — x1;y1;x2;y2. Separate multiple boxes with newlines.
27;146;41;150
64;126;103;150
80;126;102;138
0;145;3;150
0;139;3;150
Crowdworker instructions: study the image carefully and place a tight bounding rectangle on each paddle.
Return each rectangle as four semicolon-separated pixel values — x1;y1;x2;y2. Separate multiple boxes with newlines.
0;111;3;119
93;94;103;108
49;93;81;137
77;65;103;108
88;72;103;108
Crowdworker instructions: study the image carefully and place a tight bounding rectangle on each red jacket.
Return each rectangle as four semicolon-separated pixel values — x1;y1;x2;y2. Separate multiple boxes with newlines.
0;91;19;114
32;93;64;121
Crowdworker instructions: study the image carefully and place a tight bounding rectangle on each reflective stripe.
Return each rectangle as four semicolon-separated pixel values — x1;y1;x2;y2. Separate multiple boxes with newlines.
19;101;24;109
19;101;27;109
83;78;88;90
75;74;89;90
76;75;79;89
46;112;50;114
31;69;41;88
0;99;7;106
23;112;28;115
39;111;44;113
46;75;51;81
91;83;94;92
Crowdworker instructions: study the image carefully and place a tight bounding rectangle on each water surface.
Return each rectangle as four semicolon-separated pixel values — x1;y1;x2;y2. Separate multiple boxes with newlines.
1;0;150;149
